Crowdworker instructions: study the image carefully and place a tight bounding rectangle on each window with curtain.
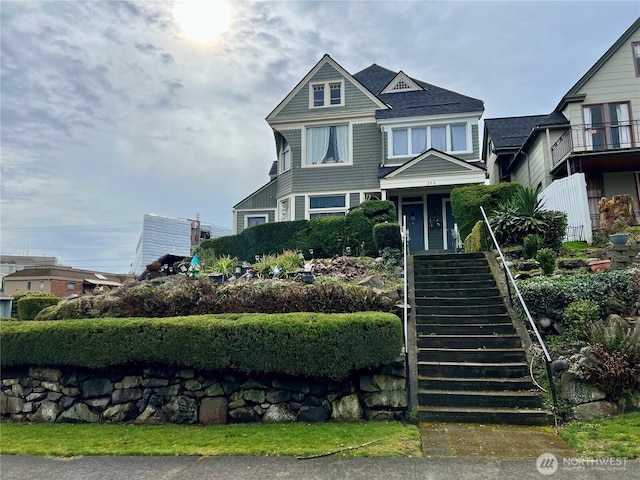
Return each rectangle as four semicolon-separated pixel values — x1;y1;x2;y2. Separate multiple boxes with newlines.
306;125;349;165
393;129;408;155
610;103;631;148
431;126;446;151
583;106;605;150
411;128;427;154
451;124;467;151
634;43;640;77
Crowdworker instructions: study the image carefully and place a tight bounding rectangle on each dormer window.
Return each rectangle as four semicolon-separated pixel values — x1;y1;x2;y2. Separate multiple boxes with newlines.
309;80;344;108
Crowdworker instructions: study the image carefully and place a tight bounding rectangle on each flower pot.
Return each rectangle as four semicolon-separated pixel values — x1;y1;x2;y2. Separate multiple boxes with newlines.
609;234;629;245
588;259;611;272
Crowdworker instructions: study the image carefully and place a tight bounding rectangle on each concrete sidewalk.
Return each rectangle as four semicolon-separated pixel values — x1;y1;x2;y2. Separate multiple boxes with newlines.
2;455;639;480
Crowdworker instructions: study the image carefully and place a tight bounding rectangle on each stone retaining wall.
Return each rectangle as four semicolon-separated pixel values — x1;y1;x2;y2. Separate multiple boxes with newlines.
605;244;640;270
0;360;407;424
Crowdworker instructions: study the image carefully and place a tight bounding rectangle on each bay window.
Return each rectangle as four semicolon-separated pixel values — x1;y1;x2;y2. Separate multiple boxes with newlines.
305;125;349;165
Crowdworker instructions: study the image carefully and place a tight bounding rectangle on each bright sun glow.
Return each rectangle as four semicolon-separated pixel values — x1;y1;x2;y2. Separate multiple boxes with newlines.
172;0;231;43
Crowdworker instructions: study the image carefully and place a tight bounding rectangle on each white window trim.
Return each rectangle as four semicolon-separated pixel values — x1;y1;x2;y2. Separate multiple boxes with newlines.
308;79;345;109
278;197;292;222
244;214;269;229
301;122;353;168
305;192;350;219
387;121;473;159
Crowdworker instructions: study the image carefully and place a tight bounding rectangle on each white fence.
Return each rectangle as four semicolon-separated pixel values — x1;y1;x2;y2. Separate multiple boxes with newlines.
539;173;593;244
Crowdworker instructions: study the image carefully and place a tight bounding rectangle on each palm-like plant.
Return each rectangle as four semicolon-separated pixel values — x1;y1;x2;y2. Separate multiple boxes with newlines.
490;185;549;246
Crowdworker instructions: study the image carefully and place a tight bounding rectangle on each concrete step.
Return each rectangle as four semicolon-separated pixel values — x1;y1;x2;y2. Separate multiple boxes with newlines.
415;296;505;307
418;376;535;391
413;265;491;276
417;361;529;378
417;304;507;315
418;406;554;425
419;389;543;409
413;287;501;298
418;334;522;349
416;313;513;325
418;347;526;363
413;273;495;284
417;323;516;336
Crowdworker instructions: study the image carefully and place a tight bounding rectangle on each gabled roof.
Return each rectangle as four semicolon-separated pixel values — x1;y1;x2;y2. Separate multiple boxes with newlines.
266;54;388;122
556;17;640;111
380;71;424;94
484;113;569;152
353;64;484;119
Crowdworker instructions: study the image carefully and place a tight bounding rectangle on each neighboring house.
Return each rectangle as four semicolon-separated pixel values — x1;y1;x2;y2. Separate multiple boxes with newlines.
483;18;640;230
2;265;133;298
233;54;486;252
0;255;58;292
130;214;231;276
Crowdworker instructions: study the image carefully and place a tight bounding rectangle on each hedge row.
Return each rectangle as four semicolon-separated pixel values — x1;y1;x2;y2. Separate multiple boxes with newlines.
35;278;396;320
0;312;403;381
200;200;396;262
451;183;521;240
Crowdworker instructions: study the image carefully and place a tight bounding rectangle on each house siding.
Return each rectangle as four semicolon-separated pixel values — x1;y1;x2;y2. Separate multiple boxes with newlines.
274;63;380;120
235;210;276;234
288;123;381;194
235;181;278;210
295;196;305;220
350;192;361;208
399;155;468;177
562;29;640;125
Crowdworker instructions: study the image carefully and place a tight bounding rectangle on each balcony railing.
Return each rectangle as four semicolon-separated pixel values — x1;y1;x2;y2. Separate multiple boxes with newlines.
551;120;640;167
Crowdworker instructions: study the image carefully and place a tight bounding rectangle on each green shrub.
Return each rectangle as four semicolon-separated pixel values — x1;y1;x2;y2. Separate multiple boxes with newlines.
540;211;568;252
214;255;239;279
563;300;600;340
0;312;403;381
380;247;403;270
587;318;640;402
515;271;639;322
373;223;402;251
523;234;542;259
293;216;347;258
343;209;374;256
17;295;61;321
536;248;556;276
464;220;486;253
451;182;521;240
358;200;397;224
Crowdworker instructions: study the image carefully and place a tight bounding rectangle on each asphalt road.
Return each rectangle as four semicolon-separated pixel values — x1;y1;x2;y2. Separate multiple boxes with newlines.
2;455;639;480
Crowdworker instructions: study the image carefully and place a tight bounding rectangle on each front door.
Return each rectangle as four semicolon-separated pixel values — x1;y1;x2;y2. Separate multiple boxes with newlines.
402;203;424;252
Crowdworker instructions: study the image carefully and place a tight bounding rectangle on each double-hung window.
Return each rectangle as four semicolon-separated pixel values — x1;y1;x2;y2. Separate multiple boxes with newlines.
306;125;349;165
633;42;640;77
309;195;347;218
309;80;344;108
280;140;291;172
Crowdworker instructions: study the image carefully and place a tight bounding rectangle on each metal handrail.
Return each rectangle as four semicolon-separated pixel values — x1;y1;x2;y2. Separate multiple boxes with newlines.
479;206;558;410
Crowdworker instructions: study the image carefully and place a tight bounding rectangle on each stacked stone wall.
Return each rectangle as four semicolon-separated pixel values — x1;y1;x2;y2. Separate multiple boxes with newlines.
0;360;407;424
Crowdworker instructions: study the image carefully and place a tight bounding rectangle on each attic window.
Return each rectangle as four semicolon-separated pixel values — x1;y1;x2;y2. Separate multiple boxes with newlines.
309;80;344;108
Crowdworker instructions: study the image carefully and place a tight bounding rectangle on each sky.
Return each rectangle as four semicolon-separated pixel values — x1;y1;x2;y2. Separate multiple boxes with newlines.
1;0;639;274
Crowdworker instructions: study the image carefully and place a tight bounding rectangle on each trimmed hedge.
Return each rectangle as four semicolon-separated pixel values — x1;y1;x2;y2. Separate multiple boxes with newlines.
0;312;403;381
373;223;402;251
451;183;521;240
199;200;397;261
17;296;61;321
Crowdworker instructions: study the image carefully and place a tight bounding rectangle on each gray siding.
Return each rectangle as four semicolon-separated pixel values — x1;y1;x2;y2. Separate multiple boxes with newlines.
295;196;305;220
350;192;361;208
274;63;380;120
235;210;276;234
399;155;466;177
235;180;278;210
282;123;381;194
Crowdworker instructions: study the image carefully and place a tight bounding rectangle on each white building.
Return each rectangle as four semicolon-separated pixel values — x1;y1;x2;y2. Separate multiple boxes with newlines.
130;214;231;276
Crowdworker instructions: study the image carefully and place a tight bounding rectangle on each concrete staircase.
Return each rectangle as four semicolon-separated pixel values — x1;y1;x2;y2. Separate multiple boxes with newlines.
414;253;553;425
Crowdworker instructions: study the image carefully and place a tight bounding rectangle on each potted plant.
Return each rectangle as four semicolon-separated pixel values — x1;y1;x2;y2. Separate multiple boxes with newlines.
609;220;629;245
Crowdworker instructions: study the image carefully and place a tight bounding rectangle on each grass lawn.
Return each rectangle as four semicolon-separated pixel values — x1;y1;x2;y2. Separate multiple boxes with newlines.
0;421;423;458
559;412;640;459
